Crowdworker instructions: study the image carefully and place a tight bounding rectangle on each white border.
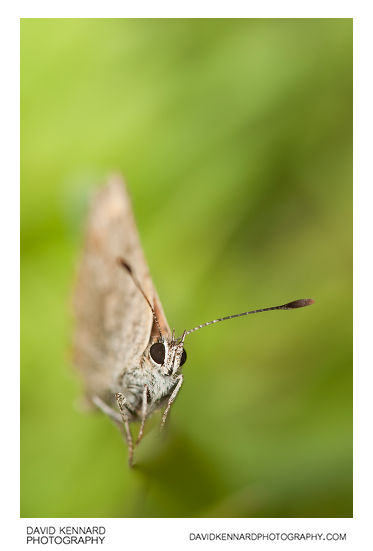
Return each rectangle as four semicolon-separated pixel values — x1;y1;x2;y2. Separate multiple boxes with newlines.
5;3;371;550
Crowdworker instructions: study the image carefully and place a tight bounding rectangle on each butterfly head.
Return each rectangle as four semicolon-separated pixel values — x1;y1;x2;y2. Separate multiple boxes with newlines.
148;334;187;376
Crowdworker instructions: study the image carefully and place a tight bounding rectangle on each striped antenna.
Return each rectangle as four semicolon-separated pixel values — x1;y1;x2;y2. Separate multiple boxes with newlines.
184;298;314;336
117;257;163;339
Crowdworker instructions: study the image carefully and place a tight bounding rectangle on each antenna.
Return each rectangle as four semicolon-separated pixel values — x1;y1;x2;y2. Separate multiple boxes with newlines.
117;257;163;339
185;298;314;336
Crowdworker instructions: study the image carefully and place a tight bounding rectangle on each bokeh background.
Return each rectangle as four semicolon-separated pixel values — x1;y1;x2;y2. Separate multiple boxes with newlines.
21;18;352;518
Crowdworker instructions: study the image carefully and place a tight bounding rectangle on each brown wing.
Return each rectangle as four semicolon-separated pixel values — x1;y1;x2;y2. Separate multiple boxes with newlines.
73;175;171;404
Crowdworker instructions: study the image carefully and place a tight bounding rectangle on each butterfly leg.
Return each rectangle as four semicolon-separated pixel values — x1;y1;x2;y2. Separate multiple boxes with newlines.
115;392;134;467
135;385;148;446
160;374;183;430
92;395;122;424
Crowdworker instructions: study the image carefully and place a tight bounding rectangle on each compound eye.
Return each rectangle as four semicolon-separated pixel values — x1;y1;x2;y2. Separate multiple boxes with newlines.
149;342;165;365
180;348;187;366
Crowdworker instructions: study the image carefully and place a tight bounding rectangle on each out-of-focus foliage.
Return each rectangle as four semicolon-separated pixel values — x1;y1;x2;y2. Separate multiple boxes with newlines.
21;18;352;518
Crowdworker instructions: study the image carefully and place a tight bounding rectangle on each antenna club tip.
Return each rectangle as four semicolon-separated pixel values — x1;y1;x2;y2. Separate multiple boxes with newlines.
285;298;314;309
117;257;132;273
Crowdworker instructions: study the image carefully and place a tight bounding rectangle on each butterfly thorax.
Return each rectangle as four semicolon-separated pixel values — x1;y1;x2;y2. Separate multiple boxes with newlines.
116;366;177;420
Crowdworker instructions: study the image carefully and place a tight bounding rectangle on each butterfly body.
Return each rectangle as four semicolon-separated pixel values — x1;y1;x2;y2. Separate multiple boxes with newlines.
73;178;188;465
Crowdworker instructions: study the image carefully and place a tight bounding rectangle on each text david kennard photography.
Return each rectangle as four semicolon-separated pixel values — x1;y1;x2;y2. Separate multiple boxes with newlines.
26;527;106;545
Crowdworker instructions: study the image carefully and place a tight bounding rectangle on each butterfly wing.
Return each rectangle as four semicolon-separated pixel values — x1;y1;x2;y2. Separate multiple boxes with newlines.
73;175;171;405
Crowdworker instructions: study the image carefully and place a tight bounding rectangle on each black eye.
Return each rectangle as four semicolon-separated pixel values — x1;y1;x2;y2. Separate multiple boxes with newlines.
180;348;187;366
150;342;165;365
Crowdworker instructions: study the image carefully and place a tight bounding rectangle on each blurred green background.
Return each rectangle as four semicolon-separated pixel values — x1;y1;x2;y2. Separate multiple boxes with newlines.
21;18;352;518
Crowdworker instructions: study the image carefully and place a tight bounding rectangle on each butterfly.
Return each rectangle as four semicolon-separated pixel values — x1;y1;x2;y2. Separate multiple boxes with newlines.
73;175;314;466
